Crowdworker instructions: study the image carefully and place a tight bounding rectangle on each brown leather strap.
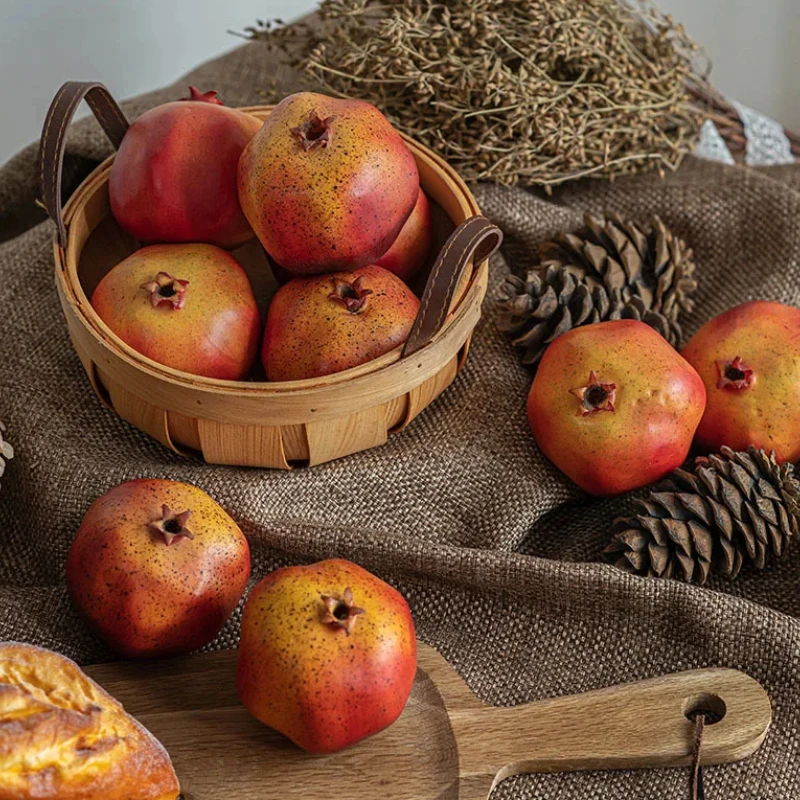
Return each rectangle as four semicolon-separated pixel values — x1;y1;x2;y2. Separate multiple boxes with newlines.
39;82;129;249
403;215;502;357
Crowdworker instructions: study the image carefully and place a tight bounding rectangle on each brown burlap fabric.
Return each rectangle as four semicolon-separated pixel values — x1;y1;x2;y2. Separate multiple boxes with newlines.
1;41;799;799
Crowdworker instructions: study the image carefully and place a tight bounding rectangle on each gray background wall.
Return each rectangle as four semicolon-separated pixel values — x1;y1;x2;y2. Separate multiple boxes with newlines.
0;0;797;165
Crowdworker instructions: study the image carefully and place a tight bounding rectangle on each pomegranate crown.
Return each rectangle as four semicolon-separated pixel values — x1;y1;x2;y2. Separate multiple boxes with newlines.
181;86;224;105
141;272;190;310
320;587;366;636
570;371;617;417
716;356;754;390
329;276;372;313
291;110;335;151
147;505;195;546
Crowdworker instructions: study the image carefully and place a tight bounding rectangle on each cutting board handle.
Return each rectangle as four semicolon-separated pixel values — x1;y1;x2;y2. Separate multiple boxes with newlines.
448;667;771;798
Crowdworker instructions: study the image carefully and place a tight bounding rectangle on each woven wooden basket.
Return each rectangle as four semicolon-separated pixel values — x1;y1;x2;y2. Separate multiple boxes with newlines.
40;82;502;469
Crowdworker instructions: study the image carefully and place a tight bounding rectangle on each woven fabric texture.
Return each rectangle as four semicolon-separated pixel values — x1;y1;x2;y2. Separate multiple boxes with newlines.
1;41;799;799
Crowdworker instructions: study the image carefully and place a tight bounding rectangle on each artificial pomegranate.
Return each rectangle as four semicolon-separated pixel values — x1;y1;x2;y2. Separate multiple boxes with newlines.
681;300;800;462
238;92;419;275
91;243;261;380
528;320;706;496
236;559;417;754
66;479;251;658
109;87;261;248
375;188;433;283
262;265;419;381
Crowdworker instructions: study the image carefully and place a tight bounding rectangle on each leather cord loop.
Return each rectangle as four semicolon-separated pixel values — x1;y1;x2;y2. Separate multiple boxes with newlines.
38;82;129;249
403;215;503;358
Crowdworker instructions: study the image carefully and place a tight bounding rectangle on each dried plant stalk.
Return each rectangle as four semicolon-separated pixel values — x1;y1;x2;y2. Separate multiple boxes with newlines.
247;0;708;187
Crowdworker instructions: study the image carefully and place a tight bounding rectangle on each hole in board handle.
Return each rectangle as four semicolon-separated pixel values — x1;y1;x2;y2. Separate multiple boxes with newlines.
683;693;727;726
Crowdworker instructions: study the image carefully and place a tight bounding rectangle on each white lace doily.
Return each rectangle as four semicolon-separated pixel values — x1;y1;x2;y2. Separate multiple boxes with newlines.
694;99;795;167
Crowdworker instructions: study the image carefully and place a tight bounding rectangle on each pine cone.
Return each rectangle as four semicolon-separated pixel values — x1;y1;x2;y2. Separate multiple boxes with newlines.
498;213;697;366
605;447;800;585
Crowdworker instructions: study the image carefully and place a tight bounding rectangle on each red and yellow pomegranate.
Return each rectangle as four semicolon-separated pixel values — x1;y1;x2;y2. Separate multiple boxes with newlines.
375;188;433;283
236;559;417;754
681;300;800;462
66;479;251;658
238;92;419;275
262;265;419;381
109;87;261;248
91;243;261;380
528;320;707;496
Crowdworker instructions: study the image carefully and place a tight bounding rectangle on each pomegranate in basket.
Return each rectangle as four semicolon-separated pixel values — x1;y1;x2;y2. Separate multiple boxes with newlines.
238;92;419;275
91;243;260;380
109;87;261;248
262;265;419;381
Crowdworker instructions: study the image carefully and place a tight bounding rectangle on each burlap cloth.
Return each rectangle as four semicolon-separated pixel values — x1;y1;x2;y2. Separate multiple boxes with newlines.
1;39;799;799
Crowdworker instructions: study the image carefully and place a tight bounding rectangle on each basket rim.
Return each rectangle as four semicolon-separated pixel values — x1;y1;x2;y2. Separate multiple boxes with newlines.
55;104;485;398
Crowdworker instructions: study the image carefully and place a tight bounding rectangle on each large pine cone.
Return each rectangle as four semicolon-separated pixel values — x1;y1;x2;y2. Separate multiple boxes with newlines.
498;213;697;366
605;447;800;585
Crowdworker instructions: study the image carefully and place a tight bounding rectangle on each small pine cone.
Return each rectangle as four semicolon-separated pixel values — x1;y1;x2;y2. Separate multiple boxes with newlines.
498;213;697;366
540;213;697;324
497;265;675;365
605;446;800;585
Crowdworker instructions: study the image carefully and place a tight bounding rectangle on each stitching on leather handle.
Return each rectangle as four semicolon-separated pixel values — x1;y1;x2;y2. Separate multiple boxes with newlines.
404;218;484;354
404;217;500;357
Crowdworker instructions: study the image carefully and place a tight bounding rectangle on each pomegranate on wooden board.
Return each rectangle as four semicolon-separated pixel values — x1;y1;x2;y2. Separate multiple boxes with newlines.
109;87;262;248
681;300;800;462
66;479;251;658
238;92;419;275
528;320;707;496
262;265;420;381
90;243;261;380
236;559;417;754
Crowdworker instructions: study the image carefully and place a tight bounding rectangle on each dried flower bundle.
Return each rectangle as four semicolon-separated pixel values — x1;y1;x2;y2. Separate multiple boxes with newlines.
248;0;708;187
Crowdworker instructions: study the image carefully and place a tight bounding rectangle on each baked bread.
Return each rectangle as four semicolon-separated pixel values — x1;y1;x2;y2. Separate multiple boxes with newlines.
0;642;180;800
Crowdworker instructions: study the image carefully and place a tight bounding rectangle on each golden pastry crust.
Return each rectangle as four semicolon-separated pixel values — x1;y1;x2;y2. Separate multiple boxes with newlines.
0;642;180;800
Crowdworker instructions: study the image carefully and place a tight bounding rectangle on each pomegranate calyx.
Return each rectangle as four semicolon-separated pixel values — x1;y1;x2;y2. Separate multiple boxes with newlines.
716;356;754;390
329;276;372;313
141;272;190;309
320;587;366;636
291;110;334;151
147;504;195;546
181;86;223;105
570;370;617;417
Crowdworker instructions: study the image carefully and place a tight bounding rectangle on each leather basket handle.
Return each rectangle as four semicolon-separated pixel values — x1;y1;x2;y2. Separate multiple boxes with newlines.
39;81;129;249
403;215;503;357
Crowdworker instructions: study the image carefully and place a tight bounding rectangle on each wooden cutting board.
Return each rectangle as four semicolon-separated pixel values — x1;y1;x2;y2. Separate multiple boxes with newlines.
85;644;771;800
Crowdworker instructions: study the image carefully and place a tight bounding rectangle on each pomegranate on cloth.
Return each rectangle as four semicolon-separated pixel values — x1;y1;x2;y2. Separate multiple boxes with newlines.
262;265;420;381
238;92;419;275
91;243;261;380
66;479;251;658
528;319;706;496
681;300;800;462
236;559;417;754
109;87;261;248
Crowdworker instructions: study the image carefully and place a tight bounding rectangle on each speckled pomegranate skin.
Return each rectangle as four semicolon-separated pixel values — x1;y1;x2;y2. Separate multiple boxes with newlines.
375;188;433;283
236;559;417;754
237;92;419;275
528;320;707;496
262;265;419;381
91;243;261;380
66;479;251;658
681;300;800;462
109;94;262;248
